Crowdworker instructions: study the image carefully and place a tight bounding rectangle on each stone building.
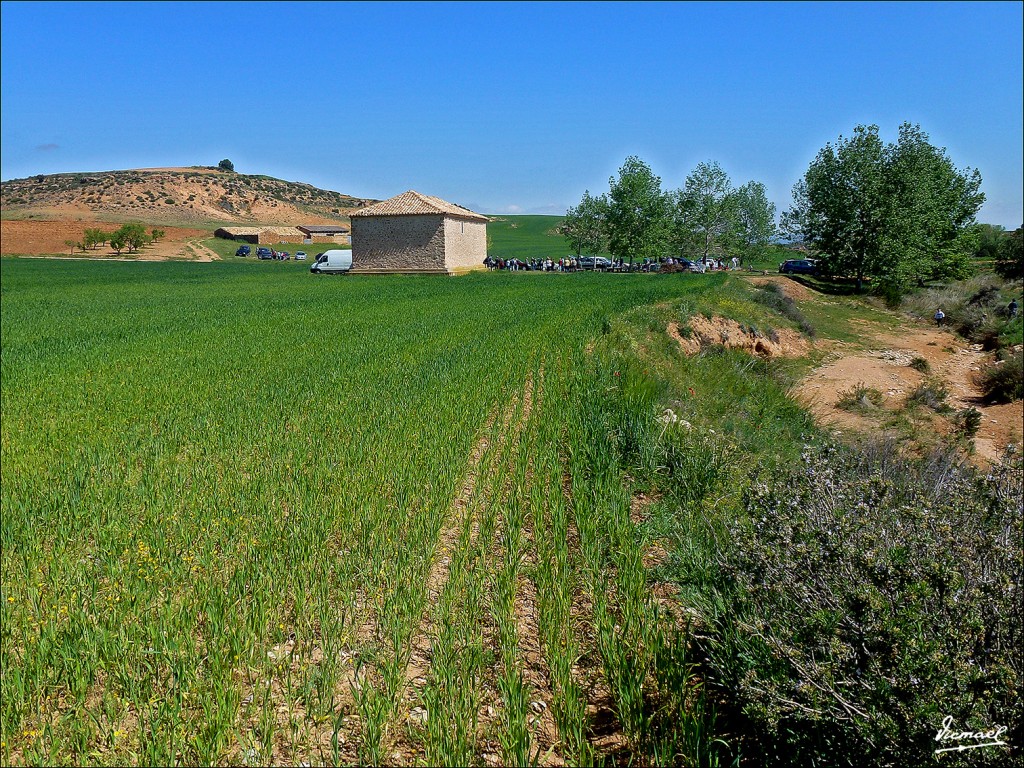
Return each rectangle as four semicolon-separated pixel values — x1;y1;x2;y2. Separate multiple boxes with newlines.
214;226;304;244
349;190;489;275
297;225;351;245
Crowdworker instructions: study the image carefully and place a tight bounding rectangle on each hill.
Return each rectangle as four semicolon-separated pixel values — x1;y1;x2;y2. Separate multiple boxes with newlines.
0;167;377;227
485;214;569;260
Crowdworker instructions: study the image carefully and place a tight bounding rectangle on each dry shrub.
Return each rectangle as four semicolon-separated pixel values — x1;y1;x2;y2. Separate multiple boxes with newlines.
835;382;884;413
710;440;1022;767
975;350;1024;403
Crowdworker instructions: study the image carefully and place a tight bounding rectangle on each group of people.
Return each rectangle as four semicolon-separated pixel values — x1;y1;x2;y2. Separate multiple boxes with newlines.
485;257;572;272
483;255;743;273
935;299;1017;327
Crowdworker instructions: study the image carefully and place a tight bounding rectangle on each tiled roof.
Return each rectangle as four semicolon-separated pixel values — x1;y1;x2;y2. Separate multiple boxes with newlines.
350;190;489;222
216;226;303;237
299;225;350;233
216;227;263;236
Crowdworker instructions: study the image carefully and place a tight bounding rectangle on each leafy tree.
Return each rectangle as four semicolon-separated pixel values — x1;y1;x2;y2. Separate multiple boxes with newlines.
785;123;984;295
606;156;669;267
110;223;150;253
82;228;109;250
880;122;983;290
561;189;608;258
672;160;737;262
733;180;777;263
109;231;126;255
150;228;165;243
218;159;235;172
974;223;1007;262
995;226;1023;279
785;124;888;292
64;239;76;255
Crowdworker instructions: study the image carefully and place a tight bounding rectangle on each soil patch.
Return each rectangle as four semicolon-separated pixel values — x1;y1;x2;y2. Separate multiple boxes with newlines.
1;219;209;258
793;325;1022;466
749;275;817;302
669;315;810;358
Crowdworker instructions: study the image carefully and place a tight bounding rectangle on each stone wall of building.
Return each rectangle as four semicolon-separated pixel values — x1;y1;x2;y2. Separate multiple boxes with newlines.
350;214;446;273
443;218;488;274
308;234;351;244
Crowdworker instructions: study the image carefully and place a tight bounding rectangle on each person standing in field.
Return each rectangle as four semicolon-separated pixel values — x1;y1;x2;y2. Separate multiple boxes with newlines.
934;308;946;326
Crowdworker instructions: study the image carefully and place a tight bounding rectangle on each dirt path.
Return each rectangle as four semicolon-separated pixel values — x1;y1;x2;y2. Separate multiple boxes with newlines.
183;238;221;261
792;314;1021;467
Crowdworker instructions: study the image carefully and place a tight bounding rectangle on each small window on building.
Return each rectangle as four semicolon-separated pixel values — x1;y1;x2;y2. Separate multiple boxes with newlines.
461;221;465;234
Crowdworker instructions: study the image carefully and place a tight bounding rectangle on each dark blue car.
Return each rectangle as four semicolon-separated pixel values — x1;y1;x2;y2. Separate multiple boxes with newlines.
779;259;818;275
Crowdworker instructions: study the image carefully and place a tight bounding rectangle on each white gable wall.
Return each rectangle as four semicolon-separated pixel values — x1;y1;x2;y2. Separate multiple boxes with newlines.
443;217;488;274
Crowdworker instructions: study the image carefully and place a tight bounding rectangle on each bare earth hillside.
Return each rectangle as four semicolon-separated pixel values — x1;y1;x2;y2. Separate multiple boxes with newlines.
0;167;377;227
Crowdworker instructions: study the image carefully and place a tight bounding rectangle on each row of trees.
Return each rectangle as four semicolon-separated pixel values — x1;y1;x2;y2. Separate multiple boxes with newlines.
565;123;1004;297
65;224;165;255
561;157;777;267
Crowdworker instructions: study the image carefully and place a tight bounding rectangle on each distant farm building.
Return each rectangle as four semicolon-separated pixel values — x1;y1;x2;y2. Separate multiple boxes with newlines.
297;225;351;245
214;226;305;244
349;191;489;275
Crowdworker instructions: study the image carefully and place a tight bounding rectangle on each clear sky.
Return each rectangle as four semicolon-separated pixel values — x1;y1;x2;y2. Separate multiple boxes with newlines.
2;1;1022;227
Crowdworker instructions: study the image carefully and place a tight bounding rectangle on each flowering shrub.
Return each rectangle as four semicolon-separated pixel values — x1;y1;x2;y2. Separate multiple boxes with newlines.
713;440;1022;766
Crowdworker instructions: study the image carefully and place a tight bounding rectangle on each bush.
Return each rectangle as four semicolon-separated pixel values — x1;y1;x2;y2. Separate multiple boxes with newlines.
835;382;884;413
906;378;950;412
908;355;930;373
710;440;1022;767
953;406;982;439
975;350;1024;403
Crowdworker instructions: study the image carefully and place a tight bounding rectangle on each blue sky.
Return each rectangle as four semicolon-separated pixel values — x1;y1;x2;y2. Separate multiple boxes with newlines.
2;1;1022;226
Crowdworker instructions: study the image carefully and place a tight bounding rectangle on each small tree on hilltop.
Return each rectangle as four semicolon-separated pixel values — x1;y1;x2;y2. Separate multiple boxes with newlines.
218;159;235;172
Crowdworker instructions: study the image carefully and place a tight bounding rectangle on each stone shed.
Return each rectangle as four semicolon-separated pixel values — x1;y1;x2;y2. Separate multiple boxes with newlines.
214;226;304;244
349;190;489;275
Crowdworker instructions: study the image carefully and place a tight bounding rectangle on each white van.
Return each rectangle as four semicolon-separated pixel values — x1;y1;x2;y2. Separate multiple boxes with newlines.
310;249;352;274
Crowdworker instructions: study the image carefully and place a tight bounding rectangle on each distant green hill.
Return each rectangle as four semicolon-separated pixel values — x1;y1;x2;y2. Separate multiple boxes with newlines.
486;214;615;262
486;215;567;261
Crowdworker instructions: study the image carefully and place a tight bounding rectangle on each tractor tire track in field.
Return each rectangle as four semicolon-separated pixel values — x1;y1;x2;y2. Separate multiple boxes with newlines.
391;373;540;764
382;397;513;763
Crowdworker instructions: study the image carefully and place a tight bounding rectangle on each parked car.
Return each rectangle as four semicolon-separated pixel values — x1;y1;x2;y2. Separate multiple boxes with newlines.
256;247;273;260
235;245;251;257
294;251;307;260
310;249;352;274
779;259;819;275
678;259;706;273
579;256;613;270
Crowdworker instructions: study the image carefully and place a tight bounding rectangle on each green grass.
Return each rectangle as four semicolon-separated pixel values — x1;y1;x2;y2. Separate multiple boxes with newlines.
7;256;1003;766
1;259;729;766
484;214;587;261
